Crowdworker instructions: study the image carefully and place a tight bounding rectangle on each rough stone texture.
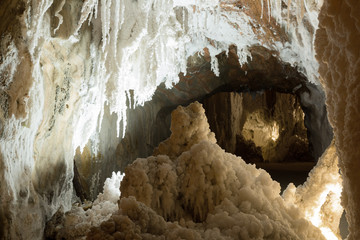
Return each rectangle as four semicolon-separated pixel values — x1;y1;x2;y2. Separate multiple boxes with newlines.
0;0;32;120
73;44;333;201
0;0;337;238
0;1;41;238
316;0;360;239
1;1;95;237
85;102;339;240
203;91;311;163
73;105;121;201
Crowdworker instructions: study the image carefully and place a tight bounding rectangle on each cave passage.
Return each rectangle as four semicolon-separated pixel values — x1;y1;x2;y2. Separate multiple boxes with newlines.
202;90;316;191
1;0;356;238
203;90;313;164
71;46;334;209
201;89;350;239
59;49;340;239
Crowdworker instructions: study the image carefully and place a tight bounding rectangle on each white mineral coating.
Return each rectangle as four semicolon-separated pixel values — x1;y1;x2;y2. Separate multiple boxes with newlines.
283;140;343;240
0;0;337;238
83;102;342;240
44;171;124;239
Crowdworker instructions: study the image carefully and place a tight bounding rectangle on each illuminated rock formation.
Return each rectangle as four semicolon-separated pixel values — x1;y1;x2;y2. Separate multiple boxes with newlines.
0;0;353;239
316;0;360;239
81;102;339;240
203;91;310;163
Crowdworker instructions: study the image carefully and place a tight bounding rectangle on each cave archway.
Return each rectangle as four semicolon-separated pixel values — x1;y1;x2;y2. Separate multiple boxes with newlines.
69;43;349;239
73;45;333;201
0;0;356;238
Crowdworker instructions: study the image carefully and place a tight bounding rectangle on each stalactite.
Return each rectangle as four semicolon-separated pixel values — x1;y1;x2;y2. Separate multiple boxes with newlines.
0;0;340;239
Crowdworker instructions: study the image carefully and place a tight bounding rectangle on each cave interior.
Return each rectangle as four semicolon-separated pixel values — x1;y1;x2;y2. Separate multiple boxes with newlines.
1;0;359;239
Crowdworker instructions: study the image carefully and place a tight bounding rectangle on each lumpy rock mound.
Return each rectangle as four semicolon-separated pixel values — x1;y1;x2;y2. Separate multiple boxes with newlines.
88;102;324;240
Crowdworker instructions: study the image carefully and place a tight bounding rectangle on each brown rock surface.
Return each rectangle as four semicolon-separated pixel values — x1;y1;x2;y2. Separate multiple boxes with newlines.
203;91;311;163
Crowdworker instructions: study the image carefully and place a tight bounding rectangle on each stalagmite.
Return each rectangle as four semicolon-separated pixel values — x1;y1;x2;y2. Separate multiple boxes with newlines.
55;102;341;240
0;0;351;239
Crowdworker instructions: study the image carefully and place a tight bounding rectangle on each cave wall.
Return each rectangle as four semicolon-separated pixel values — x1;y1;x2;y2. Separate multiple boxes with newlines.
316;0;360;239
0;1;46;238
298;82;334;162
79;102;341;240
72;44;335;201
0;0;340;239
203;91;311;163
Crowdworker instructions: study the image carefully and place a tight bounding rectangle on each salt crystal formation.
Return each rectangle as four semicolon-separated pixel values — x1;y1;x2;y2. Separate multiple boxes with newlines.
0;0;351;239
316;0;360;239
84;102;341;240
45;171;124;239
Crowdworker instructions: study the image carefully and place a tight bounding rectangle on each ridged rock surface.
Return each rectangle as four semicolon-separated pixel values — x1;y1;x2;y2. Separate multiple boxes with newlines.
0;0;343;239
316;0;360;239
203;91;311;163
